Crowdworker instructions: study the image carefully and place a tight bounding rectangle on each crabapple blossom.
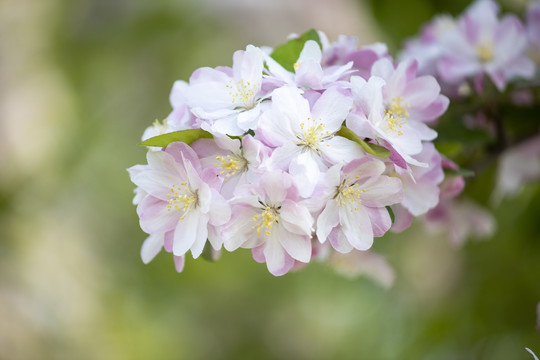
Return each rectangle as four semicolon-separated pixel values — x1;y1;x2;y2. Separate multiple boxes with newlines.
222;170;313;276
370;58;449;123
436;0;534;91
127;26;495;278
347;75;437;166
265;39;354;90
129;142;231;259
191;134;271;199
259;85;364;197
315;157;402;252
186;45;266;135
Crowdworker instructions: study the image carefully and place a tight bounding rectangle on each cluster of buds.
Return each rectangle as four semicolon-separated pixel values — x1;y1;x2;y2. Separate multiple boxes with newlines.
128;26;462;278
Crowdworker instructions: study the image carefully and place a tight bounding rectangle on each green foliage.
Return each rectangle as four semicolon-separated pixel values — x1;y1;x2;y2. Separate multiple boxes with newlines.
139;129;213;147
336;126;391;158
270;29;321;72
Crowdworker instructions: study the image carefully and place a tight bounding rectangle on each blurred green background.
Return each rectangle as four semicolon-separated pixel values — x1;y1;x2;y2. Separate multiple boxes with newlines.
0;0;538;359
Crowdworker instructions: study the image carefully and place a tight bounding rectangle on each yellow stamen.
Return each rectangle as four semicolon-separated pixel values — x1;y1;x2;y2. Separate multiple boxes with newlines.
335;174;366;212
226;78;259;109
385;97;409;136
215;154;247;181
295;117;334;154
166;184;198;220
252;206;279;236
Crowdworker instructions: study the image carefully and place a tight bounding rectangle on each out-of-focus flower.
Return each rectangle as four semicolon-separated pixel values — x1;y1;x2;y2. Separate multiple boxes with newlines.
424;198;495;246
326;250;395;288
437;0;534;91
401;15;458;76
493;135;540;203
526;1;540;67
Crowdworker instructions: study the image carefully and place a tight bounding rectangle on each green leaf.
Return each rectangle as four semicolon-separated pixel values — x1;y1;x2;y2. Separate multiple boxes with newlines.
335;126;391;158
139;129;213;147
201;242;215;263
270;29;321;72
386;206;395;225
444;168;475;178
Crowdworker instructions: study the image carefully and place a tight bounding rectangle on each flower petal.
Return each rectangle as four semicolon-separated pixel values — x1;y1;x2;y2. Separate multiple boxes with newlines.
140;233;164;264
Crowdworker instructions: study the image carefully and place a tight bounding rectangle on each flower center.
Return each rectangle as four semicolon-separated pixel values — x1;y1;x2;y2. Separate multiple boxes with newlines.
215;154;248;181
335;174;366;212
252;205;279;236
476;41;494;63
226;78;259;109
384;97;409;136
296;118;334;154
166;183;198;220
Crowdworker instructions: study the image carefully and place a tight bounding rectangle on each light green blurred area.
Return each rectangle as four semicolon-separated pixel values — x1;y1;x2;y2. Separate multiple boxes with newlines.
0;0;538;359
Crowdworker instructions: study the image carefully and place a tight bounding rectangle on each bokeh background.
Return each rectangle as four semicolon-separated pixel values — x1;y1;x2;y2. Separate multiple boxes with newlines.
1;0;539;359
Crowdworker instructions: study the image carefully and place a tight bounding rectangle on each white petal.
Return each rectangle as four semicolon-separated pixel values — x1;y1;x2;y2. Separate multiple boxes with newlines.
222;206;259;251
278;231;311;263
132;171;180;201
138;196;178;234
140;233;163;264
190;214;209;259
279;200;314;236
289;152;320;198
316;199;340;243
340;206;374;250
208;189;231;226
311;87;353;132
172;212;199;256
297;40;322;63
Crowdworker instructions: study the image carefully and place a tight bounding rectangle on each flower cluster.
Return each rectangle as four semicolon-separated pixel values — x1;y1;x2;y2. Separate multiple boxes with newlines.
401;0;537;94
398;0;540;244
128;28;456;277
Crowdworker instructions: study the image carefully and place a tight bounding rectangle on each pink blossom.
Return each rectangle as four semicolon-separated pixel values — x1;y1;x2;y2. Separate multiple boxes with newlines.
258;85;364;197
394;142;444;216
424;199;495;246
493;135;540;203
222;170;313;276
264;39;354;90
191;134;271;199
347;75;437;166
437;0;534;91
129;142;231;258
185;45;266;135
371;58;449;123
319;31;389;80
315;157;402;253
